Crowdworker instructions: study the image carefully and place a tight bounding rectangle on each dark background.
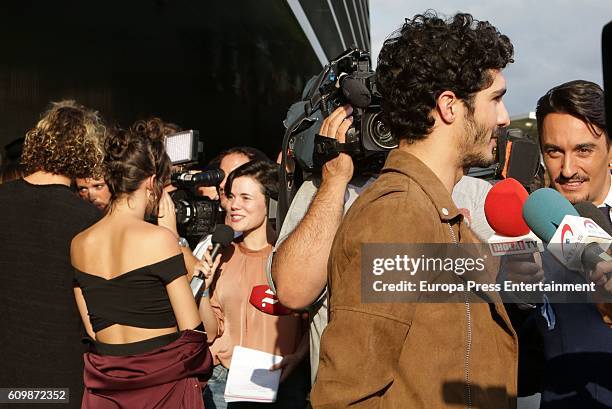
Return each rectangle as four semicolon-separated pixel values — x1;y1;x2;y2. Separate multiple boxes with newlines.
0;0;323;163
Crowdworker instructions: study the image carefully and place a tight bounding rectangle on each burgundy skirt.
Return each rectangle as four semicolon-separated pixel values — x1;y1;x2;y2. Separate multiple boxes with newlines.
82;330;213;409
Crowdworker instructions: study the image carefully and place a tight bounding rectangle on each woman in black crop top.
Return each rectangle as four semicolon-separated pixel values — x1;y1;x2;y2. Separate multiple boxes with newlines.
71;120;212;409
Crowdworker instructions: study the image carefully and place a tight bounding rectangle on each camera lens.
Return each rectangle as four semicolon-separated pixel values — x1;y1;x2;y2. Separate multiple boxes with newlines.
173;199;192;225
367;111;397;149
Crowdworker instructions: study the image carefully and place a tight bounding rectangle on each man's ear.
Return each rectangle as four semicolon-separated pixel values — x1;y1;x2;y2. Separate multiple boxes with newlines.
436;90;458;124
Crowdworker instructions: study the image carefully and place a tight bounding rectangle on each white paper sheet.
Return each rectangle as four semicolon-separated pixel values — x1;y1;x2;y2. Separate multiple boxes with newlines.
224;346;283;403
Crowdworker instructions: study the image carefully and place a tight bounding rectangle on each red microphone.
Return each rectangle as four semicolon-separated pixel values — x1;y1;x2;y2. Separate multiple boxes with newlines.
249;285;292;315
484;178;543;255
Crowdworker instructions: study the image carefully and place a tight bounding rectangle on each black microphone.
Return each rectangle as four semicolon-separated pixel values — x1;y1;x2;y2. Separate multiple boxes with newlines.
209;224;234;261
172;168;225;188
338;74;371;108
190;224;235;298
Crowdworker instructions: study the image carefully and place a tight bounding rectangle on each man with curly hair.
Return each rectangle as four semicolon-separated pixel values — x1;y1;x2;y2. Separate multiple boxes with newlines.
75;177;111;211
311;12;518;408
0;100;104;408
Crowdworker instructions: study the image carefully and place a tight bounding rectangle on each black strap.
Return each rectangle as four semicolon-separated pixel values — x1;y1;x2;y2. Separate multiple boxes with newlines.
599;204;612;225
313;133;360;167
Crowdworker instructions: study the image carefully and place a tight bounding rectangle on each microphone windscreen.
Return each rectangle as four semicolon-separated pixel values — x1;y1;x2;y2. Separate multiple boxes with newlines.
212;224;234;247
574;201;612;236
523;188;579;243
484;178;530;237
341;76;372;108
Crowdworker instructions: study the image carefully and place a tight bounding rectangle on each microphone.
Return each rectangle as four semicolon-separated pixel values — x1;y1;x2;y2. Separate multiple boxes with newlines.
522;188;578;242
574;201;612;236
209;224;234;260
338;73;372;108
171;168;225;188
190;224;235;298
573;201;612;272
484;178;544;256
523;188;612;274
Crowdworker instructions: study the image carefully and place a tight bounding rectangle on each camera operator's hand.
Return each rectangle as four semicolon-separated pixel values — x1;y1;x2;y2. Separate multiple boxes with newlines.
157;189;179;236
194;245;222;290
320;105;354;185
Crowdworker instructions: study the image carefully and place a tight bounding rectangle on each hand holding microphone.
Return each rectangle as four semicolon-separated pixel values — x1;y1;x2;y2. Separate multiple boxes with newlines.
191;224;234;299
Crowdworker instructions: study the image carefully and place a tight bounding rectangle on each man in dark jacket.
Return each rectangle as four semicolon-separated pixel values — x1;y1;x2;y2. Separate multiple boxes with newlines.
0;101;104;408
512;80;612;408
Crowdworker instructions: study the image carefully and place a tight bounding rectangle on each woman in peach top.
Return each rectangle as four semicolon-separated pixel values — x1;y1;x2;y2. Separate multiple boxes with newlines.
196;160;309;409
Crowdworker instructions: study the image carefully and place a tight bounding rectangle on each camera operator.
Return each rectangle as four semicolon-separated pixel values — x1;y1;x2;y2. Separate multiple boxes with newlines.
0;100;105;408
268;104;375;387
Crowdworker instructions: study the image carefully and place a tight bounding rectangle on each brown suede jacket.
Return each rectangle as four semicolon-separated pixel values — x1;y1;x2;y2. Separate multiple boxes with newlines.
311;150;518;409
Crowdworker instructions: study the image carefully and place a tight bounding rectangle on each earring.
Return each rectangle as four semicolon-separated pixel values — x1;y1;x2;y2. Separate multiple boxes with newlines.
147;190;155;202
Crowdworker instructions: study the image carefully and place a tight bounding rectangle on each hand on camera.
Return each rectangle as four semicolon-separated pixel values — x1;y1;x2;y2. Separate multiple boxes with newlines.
193;245;222;289
319;105;354;185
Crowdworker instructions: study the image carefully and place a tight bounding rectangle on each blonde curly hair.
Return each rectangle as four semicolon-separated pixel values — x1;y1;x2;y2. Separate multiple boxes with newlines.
20;100;106;178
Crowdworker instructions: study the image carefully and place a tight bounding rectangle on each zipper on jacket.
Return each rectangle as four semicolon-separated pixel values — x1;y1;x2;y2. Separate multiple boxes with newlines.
448;222;472;409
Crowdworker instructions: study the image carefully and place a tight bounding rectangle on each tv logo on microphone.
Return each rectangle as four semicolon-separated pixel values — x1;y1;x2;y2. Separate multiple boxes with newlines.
550;215;612;271
487;231;544;256
489;239;541;255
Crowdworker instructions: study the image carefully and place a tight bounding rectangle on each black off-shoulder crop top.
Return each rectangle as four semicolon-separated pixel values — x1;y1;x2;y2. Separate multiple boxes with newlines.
74;254;186;333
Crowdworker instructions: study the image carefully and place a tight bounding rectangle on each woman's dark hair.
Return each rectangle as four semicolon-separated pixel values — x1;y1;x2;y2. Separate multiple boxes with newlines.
225;160;279;206
536;80;607;145
103;119;172;210
208;146;270;169
376;11;514;143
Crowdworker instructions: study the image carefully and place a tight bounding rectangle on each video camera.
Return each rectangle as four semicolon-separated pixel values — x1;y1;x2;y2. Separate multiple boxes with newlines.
287;48;394;172
277;48;395;227
164;130;224;244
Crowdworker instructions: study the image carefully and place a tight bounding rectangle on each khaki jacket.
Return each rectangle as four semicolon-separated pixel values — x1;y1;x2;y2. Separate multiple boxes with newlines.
311;150;518;409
